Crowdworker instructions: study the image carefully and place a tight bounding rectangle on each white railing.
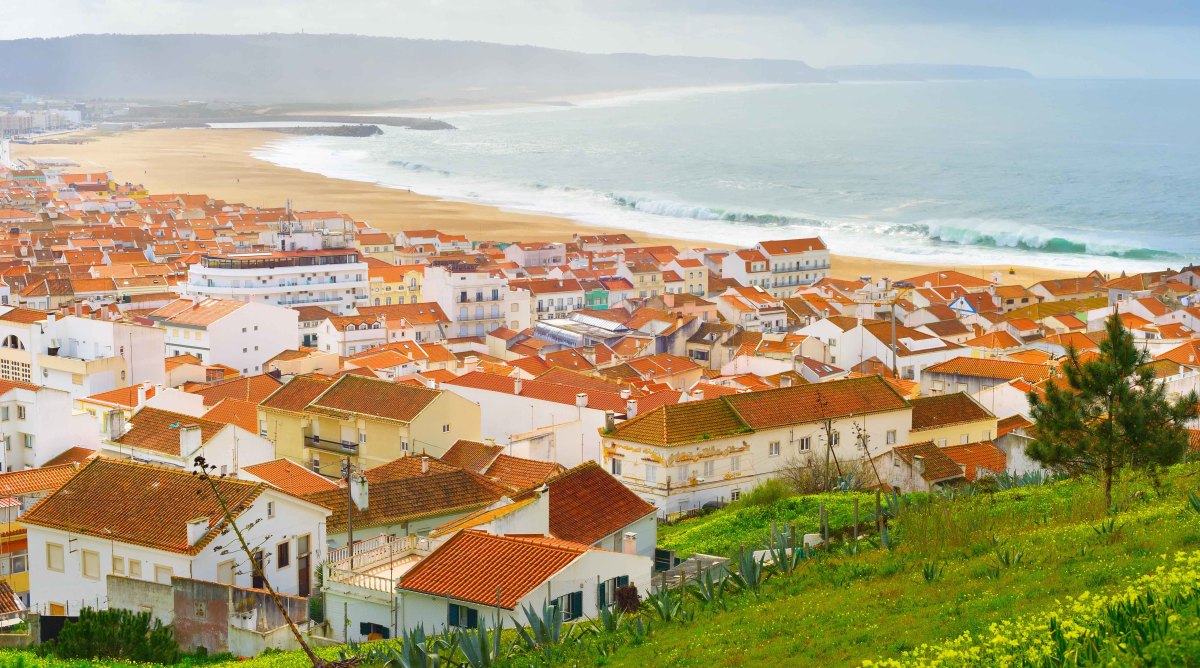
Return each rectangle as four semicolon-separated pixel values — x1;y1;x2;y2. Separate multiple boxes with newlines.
326;566;396;593
327;533;435;569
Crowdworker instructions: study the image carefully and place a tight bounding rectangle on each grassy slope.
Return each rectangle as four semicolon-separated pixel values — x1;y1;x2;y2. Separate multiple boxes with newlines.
604;466;1200;666
4;465;1199;667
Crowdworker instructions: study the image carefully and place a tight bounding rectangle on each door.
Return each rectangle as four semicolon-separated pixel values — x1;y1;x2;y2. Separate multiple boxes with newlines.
252;550;265;589
297;534;311;597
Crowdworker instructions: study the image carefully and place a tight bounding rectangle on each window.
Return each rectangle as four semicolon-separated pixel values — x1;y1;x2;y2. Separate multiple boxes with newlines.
830;431;840;446
359;430;367;444
730;456;741;472
22;434;32;448
46;543;64;572
155;565;172;585
799;437;811;452
82;550;100;580
730;489;741;501
0;407;7;421
267;501;275;518
16;405;25;420
553;591;583;622
937;438;947;447
886;430;897;445
983;430;992;441
129;560;142;579
442;424;450;432
702;460;714;477
960;434;970;444
597;575;630;608
113;556;126;575
768;441;781;457
610;458;623;476
448;603;478;629
645;464;656;484
277;541;290;568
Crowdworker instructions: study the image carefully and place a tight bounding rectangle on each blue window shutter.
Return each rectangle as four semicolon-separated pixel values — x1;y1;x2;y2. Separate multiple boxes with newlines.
359;622;370;635
617;575;629;588
448;604;459;627
597;582;606;605
570;591;583;620
466;608;479;628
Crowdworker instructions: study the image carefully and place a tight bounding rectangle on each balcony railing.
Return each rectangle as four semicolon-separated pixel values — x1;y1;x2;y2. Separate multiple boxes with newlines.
770;263;830;274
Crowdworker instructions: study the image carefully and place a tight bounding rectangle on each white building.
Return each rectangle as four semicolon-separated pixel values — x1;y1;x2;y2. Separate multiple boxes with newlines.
755;238;831;298
0;308;165;399
101;406;276;474
183;250;369;316
20;458;330;615
0;380;97;471
149;298;299;375
422;266;531;338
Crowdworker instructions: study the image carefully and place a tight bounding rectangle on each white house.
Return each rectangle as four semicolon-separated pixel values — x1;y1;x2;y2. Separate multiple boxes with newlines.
101;406;276;474
754;238;830;298
149;297;300;376
0;380;97;471
422;266;532;338
20;458;331;615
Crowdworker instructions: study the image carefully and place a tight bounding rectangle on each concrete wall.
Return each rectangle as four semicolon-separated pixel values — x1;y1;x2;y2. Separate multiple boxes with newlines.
107;575;173;626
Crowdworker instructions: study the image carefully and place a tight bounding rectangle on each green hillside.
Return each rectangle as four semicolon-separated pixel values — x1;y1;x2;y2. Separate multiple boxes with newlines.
5;463;1200;667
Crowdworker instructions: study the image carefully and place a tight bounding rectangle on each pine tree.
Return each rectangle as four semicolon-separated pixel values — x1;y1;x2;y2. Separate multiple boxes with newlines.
1027;313;1197;509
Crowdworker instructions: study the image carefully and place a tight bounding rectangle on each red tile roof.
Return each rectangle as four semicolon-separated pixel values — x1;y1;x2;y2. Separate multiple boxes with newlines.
20;459;269;555
307;374;441;424
924;356;1054;383
941;441;1007;481
191;374;283;406
891;442;965;483
910;393;995;431
260;374;336;413
40;446;97;468
0;463;79;497
486;455;564;490
242;459;339;496
544;462;655;545
399;530;590;609
202;398;259;432
440;440;503;473
113;407;226;456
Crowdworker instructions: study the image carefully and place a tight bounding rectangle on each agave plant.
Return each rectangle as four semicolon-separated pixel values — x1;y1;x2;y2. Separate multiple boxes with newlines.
646;586;690;623
589;601;625;634
458;618;507;668
355;625;448;668
686;566;729;608
1187;491;1200;515
515;601;575;651
763;522;806;575
921;560;943;583
728;546;769;596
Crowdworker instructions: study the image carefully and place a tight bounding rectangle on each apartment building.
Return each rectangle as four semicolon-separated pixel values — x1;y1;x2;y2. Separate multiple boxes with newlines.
422;266;531;337
755;238;831;298
183;249;369;315
149;297;299;375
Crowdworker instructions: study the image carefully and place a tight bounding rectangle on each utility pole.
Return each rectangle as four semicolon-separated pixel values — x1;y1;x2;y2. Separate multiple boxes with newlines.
343;456;355;569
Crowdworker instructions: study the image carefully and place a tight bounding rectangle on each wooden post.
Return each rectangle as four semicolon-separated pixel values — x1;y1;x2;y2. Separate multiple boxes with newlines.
875;490;882;535
853;497;860;542
820;501;828;545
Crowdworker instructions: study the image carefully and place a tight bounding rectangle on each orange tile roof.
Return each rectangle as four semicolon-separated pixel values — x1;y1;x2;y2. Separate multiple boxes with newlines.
543;461;655;545
0;306;47;324
924;356;1054;383
242;459;339;496
941;441;1007;481
149;298;246;326
485;455;565;490
757;238;827;255
191;374;283;406
399;530;589;609
20;459;267;555
723;375;907;431
308;463;507;534
891;441;965;483
440;439;503;474
997;414;1033;437
202;398;260;432
113;407;225;456
40;446;97;468
260;374;336;413
910;393;995;431
83;384;156;409
0;463;79;497
306;374;441;424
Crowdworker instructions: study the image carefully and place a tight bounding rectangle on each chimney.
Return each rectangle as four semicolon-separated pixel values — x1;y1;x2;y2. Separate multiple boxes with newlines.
622;531;637;555
350;474;369;510
626;399;638;418
780;375;792;388
179;424;202;454
691;388;704;401
580;346;596;364
105;409;126;437
186;517;210;546
463;355;480;372
425;377;438;390
619;388;631;400
575;392;588;408
421;455;430;474
136;382;148;407
604;410;616;432
513;377;523;394
913;455;925;478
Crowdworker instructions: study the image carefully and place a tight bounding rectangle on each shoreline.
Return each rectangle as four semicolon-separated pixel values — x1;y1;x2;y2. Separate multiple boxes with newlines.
12;127;1077;285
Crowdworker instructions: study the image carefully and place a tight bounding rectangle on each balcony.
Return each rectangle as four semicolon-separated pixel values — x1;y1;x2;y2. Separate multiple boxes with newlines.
38;352;124;375
325;533;439;594
457;294;502;304
770;263;830;274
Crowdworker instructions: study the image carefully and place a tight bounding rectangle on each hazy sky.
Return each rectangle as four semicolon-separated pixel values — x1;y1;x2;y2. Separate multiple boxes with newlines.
4;0;1199;78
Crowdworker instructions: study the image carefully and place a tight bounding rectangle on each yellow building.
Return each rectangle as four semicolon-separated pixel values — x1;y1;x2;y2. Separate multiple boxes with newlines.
355;232;397;262
368;263;425;307
258;373;480;474
908;393;999;447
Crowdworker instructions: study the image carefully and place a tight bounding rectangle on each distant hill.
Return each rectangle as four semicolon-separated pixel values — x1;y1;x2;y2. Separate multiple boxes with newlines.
0;33;831;104
823;63;1035;82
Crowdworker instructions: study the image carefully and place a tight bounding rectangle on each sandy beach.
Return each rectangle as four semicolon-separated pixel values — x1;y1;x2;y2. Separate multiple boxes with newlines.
13;128;1074;285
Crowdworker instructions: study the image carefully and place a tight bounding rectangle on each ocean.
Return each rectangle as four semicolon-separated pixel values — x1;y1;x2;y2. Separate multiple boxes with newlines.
249;79;1200;273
